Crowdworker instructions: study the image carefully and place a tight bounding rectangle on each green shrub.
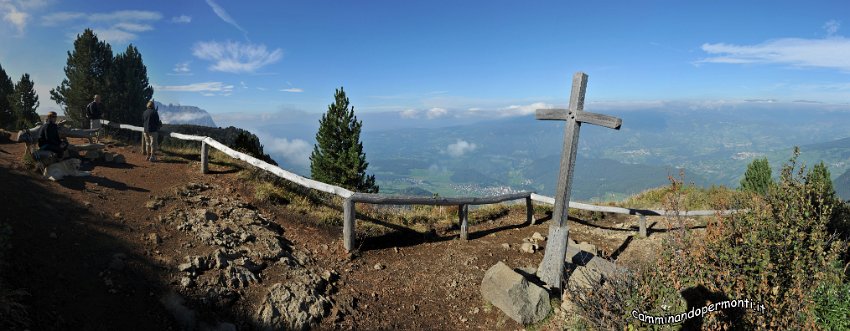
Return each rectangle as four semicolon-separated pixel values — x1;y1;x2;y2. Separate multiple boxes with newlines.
812;276;850;330
740;157;773;195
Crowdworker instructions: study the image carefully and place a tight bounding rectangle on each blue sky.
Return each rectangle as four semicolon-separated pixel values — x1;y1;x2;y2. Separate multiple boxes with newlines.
1;0;849;118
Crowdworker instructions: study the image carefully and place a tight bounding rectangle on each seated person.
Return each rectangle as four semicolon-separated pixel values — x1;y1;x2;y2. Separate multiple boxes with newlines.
38;111;68;156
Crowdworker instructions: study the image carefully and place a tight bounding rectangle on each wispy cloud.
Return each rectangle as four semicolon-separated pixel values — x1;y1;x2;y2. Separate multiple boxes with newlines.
261;136;311;167
171;15;191;24
156;82;234;96
205;0;246;35
426;107;447;119
500;102;554;117
446;139;477;157
824;20;840;36
41;9;162;42
698;21;850;72
193;40;282;73
1;0;46;34
281;88;303;93
171;61;191;75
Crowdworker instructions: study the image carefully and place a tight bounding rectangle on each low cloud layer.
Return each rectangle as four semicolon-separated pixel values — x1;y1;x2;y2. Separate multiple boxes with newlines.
447;139;476;157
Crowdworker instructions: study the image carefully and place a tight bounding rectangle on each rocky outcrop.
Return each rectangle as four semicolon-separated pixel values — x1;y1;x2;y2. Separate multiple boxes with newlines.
156;182;334;329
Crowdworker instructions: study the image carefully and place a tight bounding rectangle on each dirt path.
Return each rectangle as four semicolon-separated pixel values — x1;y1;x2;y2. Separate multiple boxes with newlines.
0;137;675;330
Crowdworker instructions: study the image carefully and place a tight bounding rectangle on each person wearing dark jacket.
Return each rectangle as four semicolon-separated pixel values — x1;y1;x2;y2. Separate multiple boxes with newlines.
86;94;104;130
142;100;162;162
38;111;66;156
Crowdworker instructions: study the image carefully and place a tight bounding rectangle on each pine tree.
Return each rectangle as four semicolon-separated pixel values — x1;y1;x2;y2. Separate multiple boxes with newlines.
741;157;772;195
0;63;14;130
807;161;835;202
8;73;40;129
109;44;153;126
310;87;378;193
50;29;113;128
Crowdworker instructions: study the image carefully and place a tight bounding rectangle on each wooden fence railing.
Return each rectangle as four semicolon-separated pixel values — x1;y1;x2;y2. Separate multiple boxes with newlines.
91;119;741;251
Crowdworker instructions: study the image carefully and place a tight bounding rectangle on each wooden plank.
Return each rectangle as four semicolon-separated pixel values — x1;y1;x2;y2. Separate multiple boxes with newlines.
350;192;531;206
526;196;535;225
529;193;742;216
535;108;569;121
639;215;647;238
537;71;588;289
343;198;355;251
200;141;209;174
575;112;622;130
459;204;469;240
203;138;355;198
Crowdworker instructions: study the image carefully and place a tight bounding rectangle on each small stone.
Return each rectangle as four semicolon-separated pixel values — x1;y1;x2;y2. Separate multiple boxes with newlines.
520;242;538;254
114;212;123;219
149;233;162;245
393;247;399;253
83;201;93;208
49;232;57;239
450;280;458;288
531;232;546;241
501;243;511;250
373;263;385;271
180;277;195;288
320;244;329;251
460;317;468;323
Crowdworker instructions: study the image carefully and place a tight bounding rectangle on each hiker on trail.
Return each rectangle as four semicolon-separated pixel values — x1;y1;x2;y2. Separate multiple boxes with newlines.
86;94;104;130
142;100;162;162
38;111;67;156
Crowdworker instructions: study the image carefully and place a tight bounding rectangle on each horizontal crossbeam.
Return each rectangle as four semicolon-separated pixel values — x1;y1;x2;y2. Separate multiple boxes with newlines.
535;108;622;130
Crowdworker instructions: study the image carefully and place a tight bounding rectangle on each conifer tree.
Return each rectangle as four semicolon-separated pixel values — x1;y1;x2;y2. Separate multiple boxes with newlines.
807;161;835;202
0;63;14;130
741;157;772;195
110;44;153;126
310;87;378;193
50;29;113;128
8;74;40;129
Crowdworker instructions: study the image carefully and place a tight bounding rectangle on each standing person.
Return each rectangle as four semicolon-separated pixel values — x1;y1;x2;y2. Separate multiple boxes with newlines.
86;94;104;143
85;94;104;130
142;100;162;162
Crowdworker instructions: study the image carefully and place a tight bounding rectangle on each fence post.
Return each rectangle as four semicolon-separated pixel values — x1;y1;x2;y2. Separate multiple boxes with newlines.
344;198;355;251
526;196;535;225
459;204;469;240
639;214;647;238
200;141;209;174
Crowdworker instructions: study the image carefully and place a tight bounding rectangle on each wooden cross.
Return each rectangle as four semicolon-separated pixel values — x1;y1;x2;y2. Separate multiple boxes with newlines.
535;72;622;289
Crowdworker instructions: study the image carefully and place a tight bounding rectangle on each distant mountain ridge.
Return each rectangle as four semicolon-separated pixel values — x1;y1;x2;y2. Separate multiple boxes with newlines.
154;102;217;127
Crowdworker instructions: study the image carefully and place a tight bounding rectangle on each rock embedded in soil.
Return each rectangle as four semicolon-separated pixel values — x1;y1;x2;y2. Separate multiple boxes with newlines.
255;272;332;331
520;242;538;254
480;261;550;325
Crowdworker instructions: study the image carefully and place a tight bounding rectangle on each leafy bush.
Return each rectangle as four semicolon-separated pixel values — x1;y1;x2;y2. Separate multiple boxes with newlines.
812;274;850;330
572;149;846;330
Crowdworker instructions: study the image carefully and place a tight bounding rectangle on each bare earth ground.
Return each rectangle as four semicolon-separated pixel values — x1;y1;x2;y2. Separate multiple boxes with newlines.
0;137;702;330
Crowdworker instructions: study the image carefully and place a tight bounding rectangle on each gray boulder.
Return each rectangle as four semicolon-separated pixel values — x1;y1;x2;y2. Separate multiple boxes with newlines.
480;262;550;325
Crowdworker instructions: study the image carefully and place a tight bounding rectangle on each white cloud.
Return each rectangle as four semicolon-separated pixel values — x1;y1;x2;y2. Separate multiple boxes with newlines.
93;27;136;43
399;109;418;119
3;5;27;33
111;22;152;32
89;10;162;22
171;15;191;24
698;37;850;71
824;20;840;36
2;0;50;34
281;88;302;93
446;139;477;157
40;9;161;42
240;81;248;89
155;82;234;95
205;0;246;34
172;61;191;74
262;136;311;167
193;40;283;73
501;102;553;117
40;11;83;26
426;107;447;119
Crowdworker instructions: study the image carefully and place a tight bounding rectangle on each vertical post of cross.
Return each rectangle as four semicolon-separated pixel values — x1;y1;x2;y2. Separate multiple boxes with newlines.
459;204;469;240
344;198;355;251
534;72;622;290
